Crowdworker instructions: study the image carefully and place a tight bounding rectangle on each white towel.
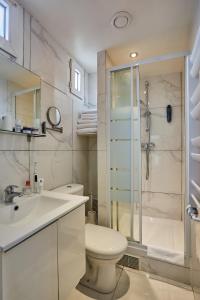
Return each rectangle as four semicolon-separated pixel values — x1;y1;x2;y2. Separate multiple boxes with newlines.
77;128;97;135
77;123;97;129
82;109;97;114
78;118;97;124
81;114;97;120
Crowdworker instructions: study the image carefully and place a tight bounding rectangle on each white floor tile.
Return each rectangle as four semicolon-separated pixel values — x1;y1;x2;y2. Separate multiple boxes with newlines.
113;269;194;300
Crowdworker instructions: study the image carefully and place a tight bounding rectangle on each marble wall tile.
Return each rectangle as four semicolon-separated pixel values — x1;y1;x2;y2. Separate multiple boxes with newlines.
0;151;29;196
140;73;182;108
98;150;109;226
88;136;97;151
30;150;73;190
14;3;24;66
97;94;107;151
142;151;182;194
88;150;97;196
0;133;28;151
31;81;73;151
30;18;69;94
141;106;182;150
142;192;182;220
72;151;89;195
23;10;31;70
88;73;97;107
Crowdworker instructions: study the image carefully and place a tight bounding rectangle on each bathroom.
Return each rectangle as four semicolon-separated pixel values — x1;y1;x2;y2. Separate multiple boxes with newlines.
0;0;200;299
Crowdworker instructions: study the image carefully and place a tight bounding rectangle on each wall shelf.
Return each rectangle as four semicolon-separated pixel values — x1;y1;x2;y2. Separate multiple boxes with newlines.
0;129;46;141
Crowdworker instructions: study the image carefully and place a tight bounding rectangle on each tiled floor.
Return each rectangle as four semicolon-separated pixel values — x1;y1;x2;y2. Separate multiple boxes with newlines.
68;267;194;300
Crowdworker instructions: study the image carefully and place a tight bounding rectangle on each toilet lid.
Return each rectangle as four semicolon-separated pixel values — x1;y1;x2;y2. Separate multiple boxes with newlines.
85;224;127;256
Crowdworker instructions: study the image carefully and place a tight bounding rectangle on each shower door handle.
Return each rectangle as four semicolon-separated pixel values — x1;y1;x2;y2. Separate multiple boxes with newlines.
186;204;200;222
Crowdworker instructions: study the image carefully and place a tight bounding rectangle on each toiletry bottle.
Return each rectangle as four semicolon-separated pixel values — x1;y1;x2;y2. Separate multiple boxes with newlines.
23;180;32;195
33;162;39;193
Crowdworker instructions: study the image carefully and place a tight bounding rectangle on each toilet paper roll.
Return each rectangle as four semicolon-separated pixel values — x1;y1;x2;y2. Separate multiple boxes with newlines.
87;211;97;224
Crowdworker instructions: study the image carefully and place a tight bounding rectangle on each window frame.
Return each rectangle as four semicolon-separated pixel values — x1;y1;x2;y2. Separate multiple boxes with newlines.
69;58;85;100
0;0;9;40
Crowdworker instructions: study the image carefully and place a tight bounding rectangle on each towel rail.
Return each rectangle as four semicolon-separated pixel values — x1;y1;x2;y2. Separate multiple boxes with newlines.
191;180;200;195
191;193;200;209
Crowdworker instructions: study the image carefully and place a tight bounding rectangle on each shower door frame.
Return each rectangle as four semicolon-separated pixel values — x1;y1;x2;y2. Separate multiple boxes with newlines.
106;50;191;267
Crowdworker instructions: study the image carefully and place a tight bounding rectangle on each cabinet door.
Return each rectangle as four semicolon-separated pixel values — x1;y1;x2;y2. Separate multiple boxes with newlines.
2;223;58;300
58;205;85;300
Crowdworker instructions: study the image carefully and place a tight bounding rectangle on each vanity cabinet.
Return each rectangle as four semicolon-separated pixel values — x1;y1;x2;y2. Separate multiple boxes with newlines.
1;223;58;300
0;205;86;300
58;205;85;300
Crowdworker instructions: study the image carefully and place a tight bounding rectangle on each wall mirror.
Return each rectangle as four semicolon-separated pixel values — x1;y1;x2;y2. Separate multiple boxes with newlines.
0;53;41;135
47;106;61;127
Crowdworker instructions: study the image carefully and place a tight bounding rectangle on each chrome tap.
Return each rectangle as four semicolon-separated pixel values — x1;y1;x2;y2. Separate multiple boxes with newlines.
4;185;23;204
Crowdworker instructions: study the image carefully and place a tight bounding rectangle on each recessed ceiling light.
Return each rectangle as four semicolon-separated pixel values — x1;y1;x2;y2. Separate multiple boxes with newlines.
130;52;138;58
111;11;133;30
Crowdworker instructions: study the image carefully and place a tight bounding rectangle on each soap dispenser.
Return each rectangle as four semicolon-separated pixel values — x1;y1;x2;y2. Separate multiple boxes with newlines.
33;162;39;193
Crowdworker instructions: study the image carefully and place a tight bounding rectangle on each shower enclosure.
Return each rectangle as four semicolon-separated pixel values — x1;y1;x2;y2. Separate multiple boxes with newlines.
108;55;187;266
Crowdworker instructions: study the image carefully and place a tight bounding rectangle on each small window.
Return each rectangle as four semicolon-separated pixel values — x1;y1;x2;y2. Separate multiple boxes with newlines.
69;59;84;100
74;69;81;92
0;0;9;40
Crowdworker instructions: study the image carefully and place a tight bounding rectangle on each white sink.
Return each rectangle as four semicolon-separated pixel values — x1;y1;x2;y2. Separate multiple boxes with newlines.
0;190;88;251
0;194;68;225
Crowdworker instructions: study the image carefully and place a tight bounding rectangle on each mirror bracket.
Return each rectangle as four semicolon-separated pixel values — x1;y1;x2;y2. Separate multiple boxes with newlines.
42;121;63;134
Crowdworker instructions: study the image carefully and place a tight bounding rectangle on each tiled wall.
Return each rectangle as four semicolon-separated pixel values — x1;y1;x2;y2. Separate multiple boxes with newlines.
0;6;91;197
141;73;184;220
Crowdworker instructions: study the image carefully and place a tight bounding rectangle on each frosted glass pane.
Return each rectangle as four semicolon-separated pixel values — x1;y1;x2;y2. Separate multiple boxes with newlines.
110;170;131;190
111;68;131;108
110;141;130;169
110;120;130;139
111;107;131;120
110;190;131;203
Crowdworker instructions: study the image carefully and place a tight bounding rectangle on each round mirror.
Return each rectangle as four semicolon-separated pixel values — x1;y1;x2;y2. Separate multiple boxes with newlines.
47;106;61;127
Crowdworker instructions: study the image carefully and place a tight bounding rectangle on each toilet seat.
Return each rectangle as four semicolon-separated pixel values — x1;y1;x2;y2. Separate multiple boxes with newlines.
85;224;127;260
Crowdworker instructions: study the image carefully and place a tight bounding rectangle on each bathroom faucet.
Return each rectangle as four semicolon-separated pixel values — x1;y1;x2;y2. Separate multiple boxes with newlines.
4;185;23;204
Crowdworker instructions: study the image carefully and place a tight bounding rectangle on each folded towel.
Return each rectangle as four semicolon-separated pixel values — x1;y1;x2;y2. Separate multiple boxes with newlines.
81;113;97;118
78;118;97;124
82;109;97;114
77;128;97;135
81;114;97;120
77;123;97;129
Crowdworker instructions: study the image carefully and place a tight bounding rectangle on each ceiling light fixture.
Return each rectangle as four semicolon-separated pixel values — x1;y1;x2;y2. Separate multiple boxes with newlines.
111;11;133;30
130;52;138;59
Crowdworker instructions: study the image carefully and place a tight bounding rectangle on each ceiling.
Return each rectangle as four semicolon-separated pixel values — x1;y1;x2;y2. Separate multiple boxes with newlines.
19;0;196;73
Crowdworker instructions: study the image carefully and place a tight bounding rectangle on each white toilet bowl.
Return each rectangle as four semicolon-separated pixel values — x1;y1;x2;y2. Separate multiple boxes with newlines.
52;184;128;293
81;224;128;293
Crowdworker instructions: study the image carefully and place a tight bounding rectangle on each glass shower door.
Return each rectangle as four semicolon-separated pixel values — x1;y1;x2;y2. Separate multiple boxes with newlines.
110;67;141;242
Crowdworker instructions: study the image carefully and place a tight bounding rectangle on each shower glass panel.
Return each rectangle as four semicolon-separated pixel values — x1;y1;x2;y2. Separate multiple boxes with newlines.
108;56;186;265
110;67;140;242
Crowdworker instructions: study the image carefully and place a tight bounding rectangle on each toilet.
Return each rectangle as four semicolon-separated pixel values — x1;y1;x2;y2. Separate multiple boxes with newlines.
52;184;128;293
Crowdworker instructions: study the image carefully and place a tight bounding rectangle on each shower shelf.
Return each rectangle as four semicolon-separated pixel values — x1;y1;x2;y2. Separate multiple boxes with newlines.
191;153;200;162
191;137;200;147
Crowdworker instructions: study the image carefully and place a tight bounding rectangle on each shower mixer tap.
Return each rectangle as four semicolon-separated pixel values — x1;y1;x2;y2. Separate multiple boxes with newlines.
141;81;155;180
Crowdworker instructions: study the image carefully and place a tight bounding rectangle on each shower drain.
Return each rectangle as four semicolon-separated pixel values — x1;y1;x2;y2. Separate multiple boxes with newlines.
118;255;139;270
